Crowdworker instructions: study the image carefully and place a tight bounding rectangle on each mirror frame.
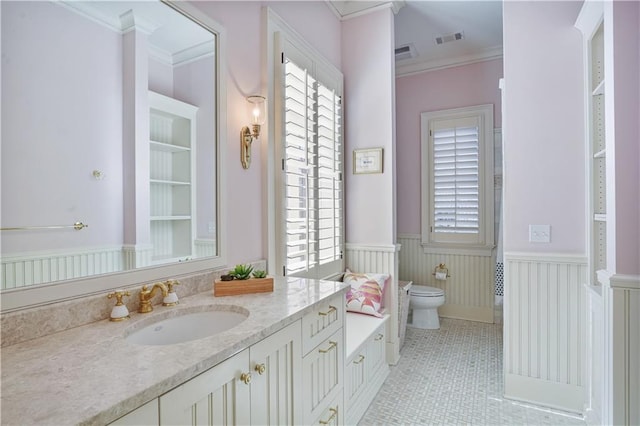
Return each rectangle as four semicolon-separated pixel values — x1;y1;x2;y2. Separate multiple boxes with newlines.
0;1;227;313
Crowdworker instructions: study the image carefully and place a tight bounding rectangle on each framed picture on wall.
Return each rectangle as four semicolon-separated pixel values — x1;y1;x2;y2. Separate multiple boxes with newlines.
353;148;384;174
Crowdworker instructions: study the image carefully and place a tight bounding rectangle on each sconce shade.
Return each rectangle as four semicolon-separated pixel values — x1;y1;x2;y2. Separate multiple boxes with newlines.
241;95;266;169
247;95;266;126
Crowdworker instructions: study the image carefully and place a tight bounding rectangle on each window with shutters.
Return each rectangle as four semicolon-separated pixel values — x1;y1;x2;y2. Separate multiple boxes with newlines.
420;105;494;255
274;32;344;279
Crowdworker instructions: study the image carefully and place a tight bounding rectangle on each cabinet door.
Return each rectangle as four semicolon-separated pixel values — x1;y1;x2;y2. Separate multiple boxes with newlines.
302;328;344;424
367;325;386;376
109;399;159;426
250;321;302;425
159;349;251;425
345;350;367;410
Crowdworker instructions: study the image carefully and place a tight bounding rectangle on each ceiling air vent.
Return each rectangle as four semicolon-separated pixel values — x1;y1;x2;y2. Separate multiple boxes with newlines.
434;31;465;45
394;43;416;61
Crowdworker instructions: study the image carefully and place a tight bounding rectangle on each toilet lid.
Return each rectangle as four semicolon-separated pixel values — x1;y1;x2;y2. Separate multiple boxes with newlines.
409;285;444;296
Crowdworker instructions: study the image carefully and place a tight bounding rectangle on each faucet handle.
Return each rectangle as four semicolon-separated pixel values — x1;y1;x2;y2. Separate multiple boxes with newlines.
165;280;180;293
107;290;130;306
107;290;131;322
163;280;180;306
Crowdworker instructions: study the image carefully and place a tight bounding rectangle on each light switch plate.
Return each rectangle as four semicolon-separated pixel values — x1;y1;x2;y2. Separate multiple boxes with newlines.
529;225;551;243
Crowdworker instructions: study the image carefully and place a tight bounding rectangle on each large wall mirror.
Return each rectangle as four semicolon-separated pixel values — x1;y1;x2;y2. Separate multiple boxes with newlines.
1;1;226;311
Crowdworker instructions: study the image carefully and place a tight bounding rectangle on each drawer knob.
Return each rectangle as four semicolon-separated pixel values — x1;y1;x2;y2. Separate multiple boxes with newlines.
375;333;384;341
319;341;337;353
318;305;337;316
240;372;252;385
353;354;365;364
254;363;266;375
319;407;338;425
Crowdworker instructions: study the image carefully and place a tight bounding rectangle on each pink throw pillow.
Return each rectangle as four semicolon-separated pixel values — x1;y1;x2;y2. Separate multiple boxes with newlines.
344;269;389;317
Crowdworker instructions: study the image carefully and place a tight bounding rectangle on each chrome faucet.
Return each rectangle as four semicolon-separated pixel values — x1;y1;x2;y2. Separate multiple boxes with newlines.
138;282;168;313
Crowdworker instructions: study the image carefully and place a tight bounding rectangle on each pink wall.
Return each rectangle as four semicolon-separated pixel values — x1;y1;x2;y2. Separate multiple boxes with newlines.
190;1;341;265
503;1;585;254
608;0;640;274
342;8;397;245
395;59;503;234
1;1;123;252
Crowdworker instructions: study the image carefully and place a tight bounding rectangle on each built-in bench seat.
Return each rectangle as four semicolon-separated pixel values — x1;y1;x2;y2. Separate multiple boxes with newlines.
344;311;390;425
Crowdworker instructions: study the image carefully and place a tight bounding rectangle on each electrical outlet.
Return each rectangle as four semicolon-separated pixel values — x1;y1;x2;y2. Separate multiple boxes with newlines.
529;225;551;243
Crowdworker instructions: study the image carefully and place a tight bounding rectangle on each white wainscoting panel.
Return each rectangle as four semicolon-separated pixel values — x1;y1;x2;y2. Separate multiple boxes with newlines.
123;244;153;269
1;246;124;289
345;243;400;364
584;285;604;425
599;273;640;426
504;252;587;413
398;234;494;323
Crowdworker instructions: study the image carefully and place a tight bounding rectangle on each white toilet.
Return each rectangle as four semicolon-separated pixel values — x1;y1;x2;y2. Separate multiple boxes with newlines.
409;285;445;329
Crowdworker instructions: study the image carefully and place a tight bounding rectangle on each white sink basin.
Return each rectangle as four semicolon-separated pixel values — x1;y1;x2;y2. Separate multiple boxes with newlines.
126;308;248;346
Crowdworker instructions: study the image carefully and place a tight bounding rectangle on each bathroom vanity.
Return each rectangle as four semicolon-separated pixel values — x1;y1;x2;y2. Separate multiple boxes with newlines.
0;277;349;425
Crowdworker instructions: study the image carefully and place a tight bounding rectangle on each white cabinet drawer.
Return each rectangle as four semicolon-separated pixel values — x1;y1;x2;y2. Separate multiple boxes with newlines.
302;294;344;355
311;391;343;426
302;328;344;424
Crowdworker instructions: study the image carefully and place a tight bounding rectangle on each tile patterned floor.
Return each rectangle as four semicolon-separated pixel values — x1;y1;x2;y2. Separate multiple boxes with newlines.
359;319;586;425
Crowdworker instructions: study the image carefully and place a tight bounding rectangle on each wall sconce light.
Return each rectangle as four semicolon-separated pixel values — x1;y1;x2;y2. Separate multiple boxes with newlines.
241;95;266;169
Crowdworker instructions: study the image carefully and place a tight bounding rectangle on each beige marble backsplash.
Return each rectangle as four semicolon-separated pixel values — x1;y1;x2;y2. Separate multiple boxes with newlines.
0;260;266;347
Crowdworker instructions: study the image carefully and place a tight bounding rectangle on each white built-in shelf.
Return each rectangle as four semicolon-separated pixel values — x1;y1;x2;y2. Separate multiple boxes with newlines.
593;149;606;159
150;140;191;153
594;213;607;222
151;215;191;221
149;90;198;262
150;179;190;186
592;80;605;96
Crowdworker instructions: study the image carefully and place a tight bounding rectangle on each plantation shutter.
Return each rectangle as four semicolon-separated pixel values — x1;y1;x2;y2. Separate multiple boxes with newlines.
279;34;343;278
316;81;342;269
431;117;480;239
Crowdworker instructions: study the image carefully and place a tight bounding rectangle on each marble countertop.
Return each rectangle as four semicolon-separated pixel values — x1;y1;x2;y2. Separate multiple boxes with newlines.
0;277;348;425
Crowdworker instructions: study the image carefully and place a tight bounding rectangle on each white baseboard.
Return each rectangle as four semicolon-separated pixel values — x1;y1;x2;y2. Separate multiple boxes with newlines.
505;373;584;414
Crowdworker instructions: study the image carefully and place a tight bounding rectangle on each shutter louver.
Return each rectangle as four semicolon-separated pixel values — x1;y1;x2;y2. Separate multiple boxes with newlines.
282;54;343;276
316;84;342;266
432;123;480;234
284;59;316;274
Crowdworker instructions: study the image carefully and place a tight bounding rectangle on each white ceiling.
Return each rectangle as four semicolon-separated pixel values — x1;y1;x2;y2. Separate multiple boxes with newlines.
329;0;503;76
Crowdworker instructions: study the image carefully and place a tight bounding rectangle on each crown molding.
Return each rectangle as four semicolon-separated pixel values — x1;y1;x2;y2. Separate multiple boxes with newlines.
57;1;211;68
149;40;215;67
396;45;503;77
326;1;405;21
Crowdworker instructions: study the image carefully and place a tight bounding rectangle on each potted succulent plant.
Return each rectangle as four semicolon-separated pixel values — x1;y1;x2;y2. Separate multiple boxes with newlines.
252;269;267;278
214;264;273;296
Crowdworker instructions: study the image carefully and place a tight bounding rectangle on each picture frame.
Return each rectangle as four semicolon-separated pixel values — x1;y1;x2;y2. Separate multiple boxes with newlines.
353;148;384;174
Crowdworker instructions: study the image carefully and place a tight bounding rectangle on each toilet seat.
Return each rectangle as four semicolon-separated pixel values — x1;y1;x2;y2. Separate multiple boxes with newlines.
409;285;444;297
